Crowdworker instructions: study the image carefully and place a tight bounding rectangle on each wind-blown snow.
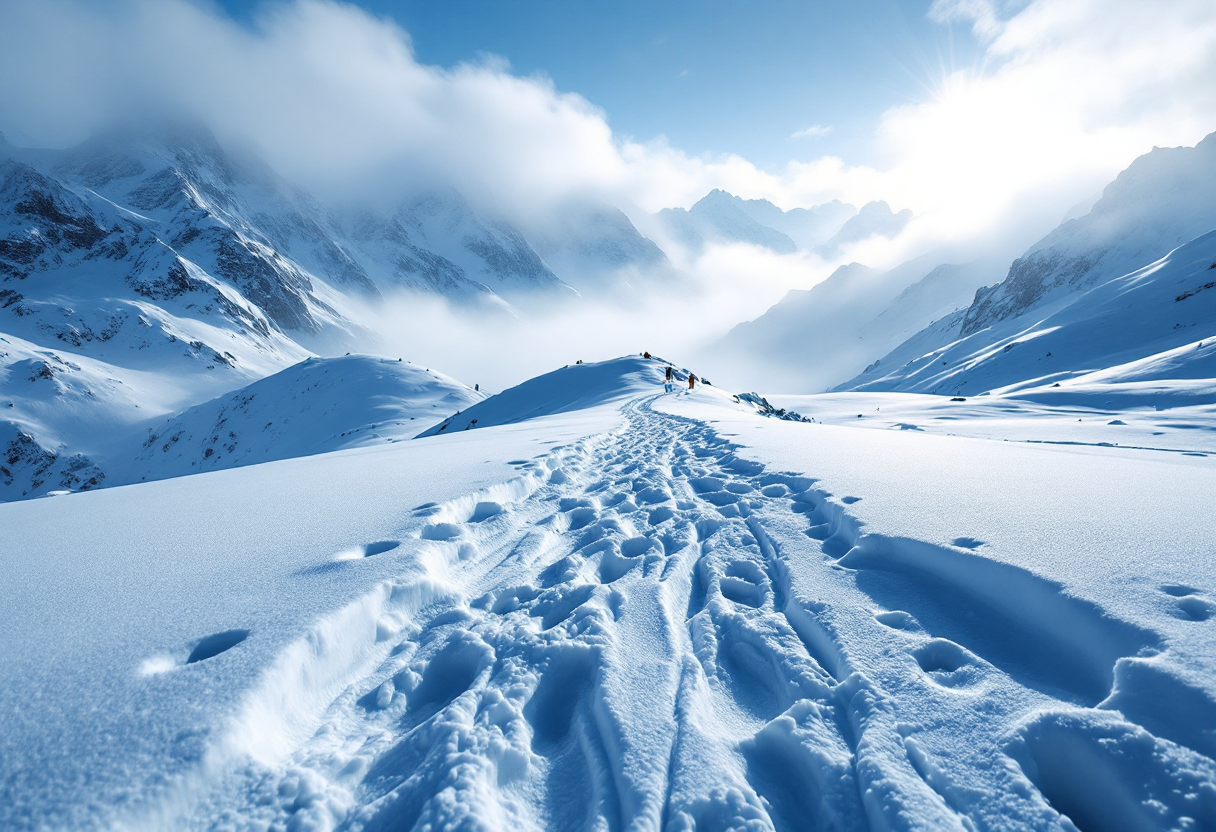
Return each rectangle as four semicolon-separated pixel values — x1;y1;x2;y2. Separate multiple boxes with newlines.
2;355;1213;831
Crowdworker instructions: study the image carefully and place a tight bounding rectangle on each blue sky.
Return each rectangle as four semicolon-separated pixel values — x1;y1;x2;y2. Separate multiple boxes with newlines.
213;0;984;169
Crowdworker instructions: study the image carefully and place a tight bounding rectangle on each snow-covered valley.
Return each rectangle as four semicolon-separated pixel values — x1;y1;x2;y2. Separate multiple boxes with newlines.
2;356;1215;831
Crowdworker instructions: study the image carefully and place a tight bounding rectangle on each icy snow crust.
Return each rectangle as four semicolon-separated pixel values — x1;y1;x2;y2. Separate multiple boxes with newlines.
2;356;1215;831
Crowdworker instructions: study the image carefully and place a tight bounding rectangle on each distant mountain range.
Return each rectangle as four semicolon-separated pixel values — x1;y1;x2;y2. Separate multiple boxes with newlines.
5;119;1213;500
11;121;907;500
705;254;1003;392
646;188;913;257
0;124;667;499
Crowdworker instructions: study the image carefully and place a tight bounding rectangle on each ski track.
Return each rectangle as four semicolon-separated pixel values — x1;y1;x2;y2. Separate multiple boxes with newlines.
180;396;1209;832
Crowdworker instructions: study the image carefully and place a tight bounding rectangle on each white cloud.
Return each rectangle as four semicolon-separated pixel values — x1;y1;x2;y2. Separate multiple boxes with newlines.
0;0;629;216
356;242;836;392
0;0;1213;257
870;0;1216;245
791;125;833;140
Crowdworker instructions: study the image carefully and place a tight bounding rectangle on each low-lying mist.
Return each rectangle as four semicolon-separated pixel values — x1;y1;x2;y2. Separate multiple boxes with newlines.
350;243;837;394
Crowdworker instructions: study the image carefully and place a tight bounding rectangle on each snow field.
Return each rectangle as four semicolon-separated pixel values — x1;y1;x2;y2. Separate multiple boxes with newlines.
3;360;1214;830
664;395;1216;831
0;410;612;831
766;390;1216;457
151;392;1212;831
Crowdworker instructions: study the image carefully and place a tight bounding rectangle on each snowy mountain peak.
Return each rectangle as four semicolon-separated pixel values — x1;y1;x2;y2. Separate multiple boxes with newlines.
815;200;913;258
960;130;1216;334
654;189;857;254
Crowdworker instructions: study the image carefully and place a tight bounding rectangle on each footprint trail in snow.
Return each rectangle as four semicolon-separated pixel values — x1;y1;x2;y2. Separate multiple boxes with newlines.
189;396;1214;832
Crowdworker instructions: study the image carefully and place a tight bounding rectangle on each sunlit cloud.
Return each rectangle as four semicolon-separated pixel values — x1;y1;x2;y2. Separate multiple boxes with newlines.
868;0;1216;246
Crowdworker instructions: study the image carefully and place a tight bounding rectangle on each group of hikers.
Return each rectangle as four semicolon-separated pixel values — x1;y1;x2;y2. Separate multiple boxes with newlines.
642;352;698;393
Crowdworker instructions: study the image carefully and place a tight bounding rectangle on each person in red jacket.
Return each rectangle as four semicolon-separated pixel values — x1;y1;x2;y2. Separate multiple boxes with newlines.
688;373;697;390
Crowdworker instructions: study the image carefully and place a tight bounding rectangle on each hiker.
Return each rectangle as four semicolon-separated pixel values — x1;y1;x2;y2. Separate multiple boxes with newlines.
643;351;651;359
664;366;674;393
688;373;697;390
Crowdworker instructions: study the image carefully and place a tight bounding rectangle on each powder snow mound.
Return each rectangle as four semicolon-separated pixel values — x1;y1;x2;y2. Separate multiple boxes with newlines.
105;354;483;486
418;355;668;435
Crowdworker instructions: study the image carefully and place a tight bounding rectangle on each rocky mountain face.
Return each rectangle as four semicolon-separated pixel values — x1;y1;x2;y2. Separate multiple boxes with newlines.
0;125;666;500
961;131;1216;334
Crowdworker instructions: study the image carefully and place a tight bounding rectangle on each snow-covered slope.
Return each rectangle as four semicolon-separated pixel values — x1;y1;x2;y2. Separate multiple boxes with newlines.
107;354;483;487
419;355;667;435
857;261;998;348
2;355;1213;831
0;322;310;502
840;130;1216;396
963;131;1216;334
846;231;1216;397
707;255;998;393
0;349;481;500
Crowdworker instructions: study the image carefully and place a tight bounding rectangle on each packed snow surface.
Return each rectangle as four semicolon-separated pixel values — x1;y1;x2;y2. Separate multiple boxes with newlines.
2;356;1214;831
